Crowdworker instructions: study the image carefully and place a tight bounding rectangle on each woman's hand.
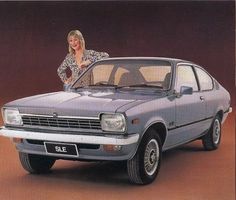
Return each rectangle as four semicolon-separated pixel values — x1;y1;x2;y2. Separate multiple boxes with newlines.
80;60;91;68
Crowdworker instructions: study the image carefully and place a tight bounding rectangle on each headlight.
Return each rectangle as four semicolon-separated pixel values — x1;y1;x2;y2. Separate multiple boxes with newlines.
101;113;126;133
2;108;23;126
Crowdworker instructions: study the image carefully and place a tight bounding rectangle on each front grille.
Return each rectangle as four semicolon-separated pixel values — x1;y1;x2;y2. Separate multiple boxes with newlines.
22;115;101;130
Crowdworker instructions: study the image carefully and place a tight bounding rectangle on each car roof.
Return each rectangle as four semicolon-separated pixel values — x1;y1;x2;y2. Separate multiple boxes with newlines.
99;57;196;65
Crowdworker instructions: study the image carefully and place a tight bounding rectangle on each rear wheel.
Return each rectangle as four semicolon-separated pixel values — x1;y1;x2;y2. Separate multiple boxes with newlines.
202;115;221;150
19;152;55;174
127;129;162;184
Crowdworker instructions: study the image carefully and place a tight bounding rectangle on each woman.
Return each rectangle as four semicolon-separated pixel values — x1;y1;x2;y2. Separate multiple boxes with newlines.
57;30;109;88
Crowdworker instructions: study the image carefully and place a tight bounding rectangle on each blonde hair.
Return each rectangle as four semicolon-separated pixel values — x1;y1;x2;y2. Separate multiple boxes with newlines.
67;30;85;54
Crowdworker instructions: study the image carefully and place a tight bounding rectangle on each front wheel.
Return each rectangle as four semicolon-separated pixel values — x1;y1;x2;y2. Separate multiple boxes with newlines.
202;115;221;150
19;152;56;174
127;129;162;185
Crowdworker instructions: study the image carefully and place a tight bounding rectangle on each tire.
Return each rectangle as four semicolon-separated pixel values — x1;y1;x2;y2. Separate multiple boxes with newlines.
19;152;56;174
127;129;162;185
202;115;221;151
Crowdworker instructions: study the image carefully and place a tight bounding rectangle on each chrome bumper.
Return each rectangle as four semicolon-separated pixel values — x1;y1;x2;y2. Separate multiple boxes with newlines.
0;127;139;146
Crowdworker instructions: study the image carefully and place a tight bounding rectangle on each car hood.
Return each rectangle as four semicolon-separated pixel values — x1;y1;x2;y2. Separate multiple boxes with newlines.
5;89;162;117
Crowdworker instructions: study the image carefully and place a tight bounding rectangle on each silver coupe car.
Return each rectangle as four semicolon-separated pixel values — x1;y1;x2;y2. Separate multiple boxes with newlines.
0;57;232;184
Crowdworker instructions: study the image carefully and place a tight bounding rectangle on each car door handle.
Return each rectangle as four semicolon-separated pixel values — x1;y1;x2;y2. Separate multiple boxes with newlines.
200;96;205;101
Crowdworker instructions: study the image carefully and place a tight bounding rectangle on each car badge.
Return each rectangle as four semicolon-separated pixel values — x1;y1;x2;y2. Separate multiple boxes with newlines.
52;112;58;118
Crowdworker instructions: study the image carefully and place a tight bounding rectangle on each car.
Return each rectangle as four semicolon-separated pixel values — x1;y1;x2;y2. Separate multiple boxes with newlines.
0;57;232;184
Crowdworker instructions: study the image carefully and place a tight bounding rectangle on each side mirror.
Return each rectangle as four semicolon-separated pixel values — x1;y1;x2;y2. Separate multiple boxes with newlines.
180;86;193;95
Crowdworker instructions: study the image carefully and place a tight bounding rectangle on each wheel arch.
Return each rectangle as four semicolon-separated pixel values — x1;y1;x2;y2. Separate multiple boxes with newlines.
139;121;168;148
216;110;224;122
129;119;168;160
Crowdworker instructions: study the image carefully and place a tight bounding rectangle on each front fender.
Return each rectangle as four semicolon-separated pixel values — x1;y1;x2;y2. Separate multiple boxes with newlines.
128;117;168;160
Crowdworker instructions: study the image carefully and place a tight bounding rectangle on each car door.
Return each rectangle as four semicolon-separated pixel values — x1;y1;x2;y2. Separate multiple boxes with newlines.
167;64;206;146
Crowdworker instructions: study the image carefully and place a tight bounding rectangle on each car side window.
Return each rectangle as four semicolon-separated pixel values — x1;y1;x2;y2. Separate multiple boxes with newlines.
176;65;199;92
195;67;213;91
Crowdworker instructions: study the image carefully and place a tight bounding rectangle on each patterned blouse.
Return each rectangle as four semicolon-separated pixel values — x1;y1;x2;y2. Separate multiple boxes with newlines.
57;49;109;83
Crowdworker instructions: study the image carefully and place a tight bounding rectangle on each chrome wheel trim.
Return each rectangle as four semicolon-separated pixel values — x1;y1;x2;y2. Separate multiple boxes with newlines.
144;139;159;176
213;119;221;145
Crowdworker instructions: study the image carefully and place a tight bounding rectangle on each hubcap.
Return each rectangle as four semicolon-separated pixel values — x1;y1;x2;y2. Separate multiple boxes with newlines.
213;119;221;144
144;139;159;176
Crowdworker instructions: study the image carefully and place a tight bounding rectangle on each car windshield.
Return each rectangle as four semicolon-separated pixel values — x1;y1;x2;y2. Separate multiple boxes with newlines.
72;59;172;90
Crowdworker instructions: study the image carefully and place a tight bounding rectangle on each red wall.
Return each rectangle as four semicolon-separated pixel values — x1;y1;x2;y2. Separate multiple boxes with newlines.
0;1;235;105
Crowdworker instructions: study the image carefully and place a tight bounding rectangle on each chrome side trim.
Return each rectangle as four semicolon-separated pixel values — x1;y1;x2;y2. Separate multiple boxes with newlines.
0;128;139;145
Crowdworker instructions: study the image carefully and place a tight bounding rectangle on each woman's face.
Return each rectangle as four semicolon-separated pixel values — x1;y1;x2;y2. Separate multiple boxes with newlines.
68;35;81;51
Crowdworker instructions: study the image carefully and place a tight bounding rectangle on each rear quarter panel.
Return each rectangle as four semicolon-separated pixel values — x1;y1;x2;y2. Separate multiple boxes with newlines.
205;84;231;119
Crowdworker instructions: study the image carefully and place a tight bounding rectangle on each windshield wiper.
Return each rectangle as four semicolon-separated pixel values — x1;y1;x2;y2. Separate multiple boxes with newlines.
75;83;163;90
125;84;163;89
87;83;120;88
72;86;86;90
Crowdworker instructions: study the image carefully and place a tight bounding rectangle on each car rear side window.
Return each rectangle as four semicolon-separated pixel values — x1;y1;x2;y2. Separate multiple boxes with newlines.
195;67;213;91
176;65;199;92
